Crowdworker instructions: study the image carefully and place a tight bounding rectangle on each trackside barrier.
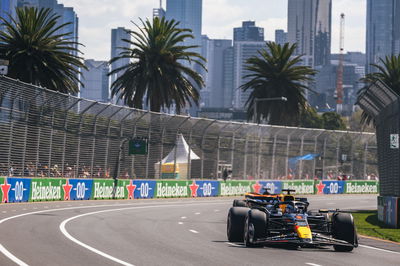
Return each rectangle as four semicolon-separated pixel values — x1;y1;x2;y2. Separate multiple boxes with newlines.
0;177;379;203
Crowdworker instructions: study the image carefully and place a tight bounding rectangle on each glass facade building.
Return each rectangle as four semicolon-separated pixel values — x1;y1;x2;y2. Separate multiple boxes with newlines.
287;0;331;68
0;0;17;28
234;21;264;42
166;0;202;54
80;60;109;103
366;0;400;73
275;29;287;46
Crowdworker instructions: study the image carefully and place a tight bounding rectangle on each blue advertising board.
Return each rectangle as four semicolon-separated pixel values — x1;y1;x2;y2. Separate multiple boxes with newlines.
133;180;156;199
318;181;345;194
68;179;93;200
6;177;31;203
191;180;219;197
257;181;282;194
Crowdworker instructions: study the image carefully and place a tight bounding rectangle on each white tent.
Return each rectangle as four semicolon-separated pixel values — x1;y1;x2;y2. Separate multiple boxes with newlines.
154;134;200;179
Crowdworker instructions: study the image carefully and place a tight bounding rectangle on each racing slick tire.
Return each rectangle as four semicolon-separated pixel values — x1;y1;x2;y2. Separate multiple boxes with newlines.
233;199;247;207
244;209;267;247
332;213;357;252
227;207;249;242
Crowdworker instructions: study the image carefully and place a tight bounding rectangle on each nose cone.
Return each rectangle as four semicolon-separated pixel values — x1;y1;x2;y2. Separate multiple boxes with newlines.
296;226;312;240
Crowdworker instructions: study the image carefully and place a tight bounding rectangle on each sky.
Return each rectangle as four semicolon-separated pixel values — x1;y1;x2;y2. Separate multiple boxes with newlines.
60;0;366;61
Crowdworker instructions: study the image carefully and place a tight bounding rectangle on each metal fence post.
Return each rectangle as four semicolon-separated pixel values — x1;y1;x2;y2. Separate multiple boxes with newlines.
271;129;282;179
200;120;216;180
243;135;249;179
158;115;176;179
7;91;22;174
216;123;229;179
102;107;122;178
129;111;147;178
172;117;190;177
364;140;369;179
312;132;323;179
116;109;136;178
231;125;243;179
187;119;202;180
285;131;294;178
61;99;82;177
336;135;342;176
90;104;111;178
256;127;263;179
322;137;328;179
75;101;97;178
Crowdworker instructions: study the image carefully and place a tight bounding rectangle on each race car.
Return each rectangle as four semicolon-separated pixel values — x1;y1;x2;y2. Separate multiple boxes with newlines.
232;189;306;210
227;193;358;252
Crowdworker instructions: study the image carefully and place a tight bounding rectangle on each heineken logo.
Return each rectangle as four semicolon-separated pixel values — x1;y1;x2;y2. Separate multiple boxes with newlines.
283;183;314;194
346;183;378;194
220;183;251;196
31;181;61;200
157;183;188;197
93;182;125;199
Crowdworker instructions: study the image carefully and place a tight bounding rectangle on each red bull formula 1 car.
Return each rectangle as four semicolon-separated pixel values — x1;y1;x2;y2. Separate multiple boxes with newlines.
227;189;358;252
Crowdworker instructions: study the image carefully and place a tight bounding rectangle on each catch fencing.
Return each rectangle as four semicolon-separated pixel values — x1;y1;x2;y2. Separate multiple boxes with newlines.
0;76;377;180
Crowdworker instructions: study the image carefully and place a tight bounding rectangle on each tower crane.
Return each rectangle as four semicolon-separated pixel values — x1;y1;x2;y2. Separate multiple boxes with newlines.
336;13;345;114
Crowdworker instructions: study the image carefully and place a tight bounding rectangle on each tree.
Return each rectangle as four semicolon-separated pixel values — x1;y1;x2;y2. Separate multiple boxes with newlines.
0;7;85;94
109;17;206;113
240;42;317;125
322;112;346;130
359;55;400;126
299;106;324;129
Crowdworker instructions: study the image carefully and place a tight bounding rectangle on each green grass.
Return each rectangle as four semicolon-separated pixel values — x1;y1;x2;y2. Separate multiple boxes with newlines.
352;211;400;243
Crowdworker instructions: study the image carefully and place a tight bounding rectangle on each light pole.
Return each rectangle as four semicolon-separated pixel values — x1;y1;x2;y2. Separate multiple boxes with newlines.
253;97;288;123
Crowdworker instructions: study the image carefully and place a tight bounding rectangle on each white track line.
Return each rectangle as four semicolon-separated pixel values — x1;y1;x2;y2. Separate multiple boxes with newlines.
0;244;28;266
178;222;183;225
306;263;322;266
195;212;201;215
181;216;187;219
227;242;243;247
359;244;400;255
0;200;230;265
189;229;199;234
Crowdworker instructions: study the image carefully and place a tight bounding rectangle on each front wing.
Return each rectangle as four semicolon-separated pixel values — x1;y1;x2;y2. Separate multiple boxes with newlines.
253;233;356;247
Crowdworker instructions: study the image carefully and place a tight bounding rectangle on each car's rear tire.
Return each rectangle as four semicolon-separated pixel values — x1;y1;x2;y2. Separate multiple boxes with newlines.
227;207;249;242
244;209;267;247
332;213;357;252
233;199;246;207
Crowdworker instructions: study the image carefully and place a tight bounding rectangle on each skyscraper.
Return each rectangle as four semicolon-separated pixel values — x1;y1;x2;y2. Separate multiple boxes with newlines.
366;0;400;73
166;0;202;54
287;0;331;68
205;39;233;108
110;27;131;104
0;0;17;27
17;0;79;55
234;21;264;42
80;60;109;103
153;0;165;18
275;29;287;46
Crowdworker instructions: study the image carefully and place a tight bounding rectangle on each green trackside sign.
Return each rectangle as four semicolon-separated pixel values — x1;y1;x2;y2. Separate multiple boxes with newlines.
29;178;65;201
156;180;190;198
345;180;379;194
0;177;4;202
282;180;315;194
91;179;130;200
219;181;252;196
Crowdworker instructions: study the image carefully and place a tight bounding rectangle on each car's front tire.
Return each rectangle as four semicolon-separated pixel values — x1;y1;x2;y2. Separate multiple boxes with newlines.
227;207;249;242
244;209;267;247
332;213;357;252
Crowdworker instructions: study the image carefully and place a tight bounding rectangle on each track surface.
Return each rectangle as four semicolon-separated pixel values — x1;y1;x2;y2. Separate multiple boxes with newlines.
0;195;399;266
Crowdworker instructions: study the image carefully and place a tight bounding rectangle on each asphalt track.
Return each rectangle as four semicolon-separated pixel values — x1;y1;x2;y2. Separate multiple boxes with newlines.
0;195;399;266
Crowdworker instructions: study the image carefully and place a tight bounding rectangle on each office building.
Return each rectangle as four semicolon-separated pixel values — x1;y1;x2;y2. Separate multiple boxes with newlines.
366;0;400;73
0;0;17;28
17;0;79;55
153;0;165;18
233;41;266;110
234;21;264;42
80;60;109;102
205;39;233;108
110;27;131;104
166;0;202;54
287;0;332;68
275;29;287;46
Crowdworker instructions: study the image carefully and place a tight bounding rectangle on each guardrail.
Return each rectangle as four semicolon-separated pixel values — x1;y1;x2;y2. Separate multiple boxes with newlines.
0;177;379;203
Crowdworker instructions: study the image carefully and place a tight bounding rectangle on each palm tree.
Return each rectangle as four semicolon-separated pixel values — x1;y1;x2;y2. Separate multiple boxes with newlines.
241;42;316;125
109;17;206;113
0;7;85;94
358;55;400;126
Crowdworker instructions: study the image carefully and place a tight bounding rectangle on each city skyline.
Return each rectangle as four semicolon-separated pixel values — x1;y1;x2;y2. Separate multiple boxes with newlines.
57;0;366;61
